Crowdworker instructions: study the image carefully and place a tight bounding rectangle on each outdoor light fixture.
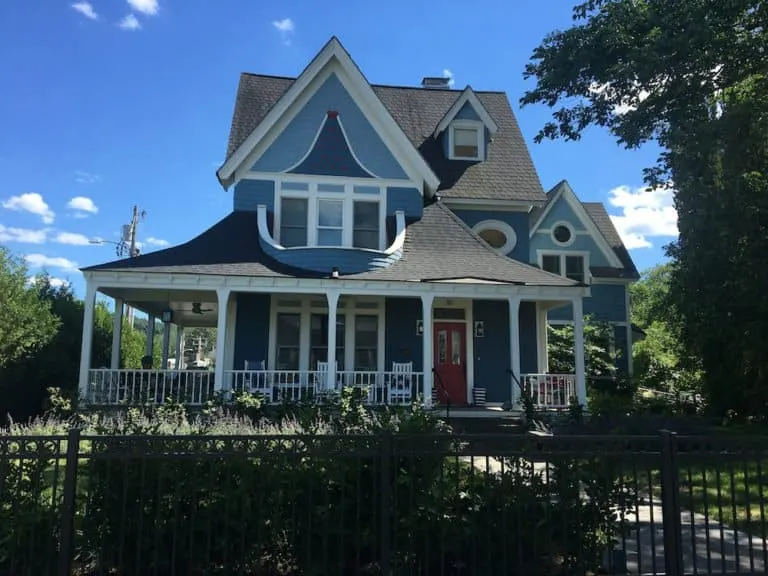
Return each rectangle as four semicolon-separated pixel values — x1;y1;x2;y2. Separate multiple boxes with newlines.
474;321;485;338
331;267;340;279
161;309;173;323
416;320;424;335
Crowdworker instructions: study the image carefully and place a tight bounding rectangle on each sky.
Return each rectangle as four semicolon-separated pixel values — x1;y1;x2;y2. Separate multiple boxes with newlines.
0;0;676;296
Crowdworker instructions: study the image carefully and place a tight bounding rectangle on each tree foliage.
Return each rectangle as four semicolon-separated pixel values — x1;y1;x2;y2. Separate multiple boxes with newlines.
522;0;768;418
547;316;618;378
0;248;59;368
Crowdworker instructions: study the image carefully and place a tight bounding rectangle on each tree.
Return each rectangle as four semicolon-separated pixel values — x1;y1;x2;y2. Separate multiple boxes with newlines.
521;0;768;418
0;248;59;368
547;316;618;379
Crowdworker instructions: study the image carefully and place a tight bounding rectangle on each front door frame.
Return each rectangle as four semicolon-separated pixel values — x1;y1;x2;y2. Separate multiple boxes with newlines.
432;298;473;404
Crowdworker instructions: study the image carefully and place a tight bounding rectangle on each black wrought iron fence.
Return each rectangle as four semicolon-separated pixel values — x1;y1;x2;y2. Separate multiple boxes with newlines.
1;430;766;575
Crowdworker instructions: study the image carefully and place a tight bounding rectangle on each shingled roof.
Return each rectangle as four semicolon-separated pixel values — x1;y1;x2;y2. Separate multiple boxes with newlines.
224;73;547;203
83;202;578;287
582;202;640;279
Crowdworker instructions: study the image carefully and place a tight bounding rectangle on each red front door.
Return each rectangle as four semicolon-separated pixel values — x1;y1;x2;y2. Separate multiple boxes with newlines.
433;322;467;406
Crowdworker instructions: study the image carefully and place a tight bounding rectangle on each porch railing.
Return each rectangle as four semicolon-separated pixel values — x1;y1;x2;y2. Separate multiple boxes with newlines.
86;369;214;405
521;373;576;409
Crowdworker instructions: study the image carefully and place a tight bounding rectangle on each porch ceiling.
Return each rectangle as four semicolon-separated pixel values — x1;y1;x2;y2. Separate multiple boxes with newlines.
98;287;219;327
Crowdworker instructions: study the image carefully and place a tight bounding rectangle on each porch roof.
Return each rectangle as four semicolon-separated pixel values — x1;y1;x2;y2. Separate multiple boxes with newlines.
82;201;579;287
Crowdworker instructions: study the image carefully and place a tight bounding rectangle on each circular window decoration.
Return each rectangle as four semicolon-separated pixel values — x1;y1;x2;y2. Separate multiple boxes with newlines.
472;220;517;255
551;221;575;246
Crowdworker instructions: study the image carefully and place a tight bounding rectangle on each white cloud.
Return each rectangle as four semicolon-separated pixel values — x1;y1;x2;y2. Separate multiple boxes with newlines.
27;276;70;289
119;14;141;30
0;224;47;244
66;196;98;215
607;185;678;250
25;254;78;271
53;232;91;246
75;170;101;184
2;193;55;224
442;69;455;88
127;0;159;15
72;2;98;20
272;18;295;44
145;236;169;247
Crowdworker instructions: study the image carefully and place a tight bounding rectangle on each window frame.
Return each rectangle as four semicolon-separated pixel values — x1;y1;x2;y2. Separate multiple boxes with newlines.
550;220;576;247
274;178;386;251
471;219;518;255
537;250;591;284
448;120;484;161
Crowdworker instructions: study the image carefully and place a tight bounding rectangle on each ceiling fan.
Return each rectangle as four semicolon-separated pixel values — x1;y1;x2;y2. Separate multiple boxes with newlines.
191;302;213;315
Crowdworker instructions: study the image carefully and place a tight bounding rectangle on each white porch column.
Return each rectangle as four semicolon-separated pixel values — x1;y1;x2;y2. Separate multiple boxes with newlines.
508;296;521;404
110;298;123;370
145;314;155;358
161;322;171;369
175;325;184;369
573;296;587;405
214;288;231;391
326;290;340;389
77;282;98;403
536;303;549;373
421;294;434;406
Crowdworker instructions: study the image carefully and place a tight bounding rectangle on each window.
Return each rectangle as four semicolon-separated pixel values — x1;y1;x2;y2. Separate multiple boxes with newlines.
354;316;378;371
276;181;384;249
540;252;588;283
280;198;308;248
472;220;518;254
551;222;575;247
317;199;343;246
276;313;300;370
353;201;379;249
449;122;483;160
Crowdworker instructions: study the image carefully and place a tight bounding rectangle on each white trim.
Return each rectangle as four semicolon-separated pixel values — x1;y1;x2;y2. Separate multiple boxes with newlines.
537;249;591;284
433;86;499;136
283;114;380;178
448;120;485;161
442;198;534;212
551;220;576;247
472;219;518;254
218;38;440;193
111;298;123;370
242;172;412;188
224;296;237;371
508;296;521;404
535;302;548;373
536;228;591;236
529;181;624;268
591;277;636;285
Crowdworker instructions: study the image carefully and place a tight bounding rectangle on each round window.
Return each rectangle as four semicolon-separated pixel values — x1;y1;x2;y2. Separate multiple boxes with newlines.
478;228;507;249
553;224;573;245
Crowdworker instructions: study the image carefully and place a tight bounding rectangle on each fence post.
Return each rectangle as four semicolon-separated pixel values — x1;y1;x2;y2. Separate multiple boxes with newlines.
659;429;683;576
380;432;392;575
59;428;81;576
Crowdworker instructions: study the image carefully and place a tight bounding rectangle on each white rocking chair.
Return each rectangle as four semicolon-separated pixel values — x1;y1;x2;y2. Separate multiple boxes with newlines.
389;361;413;404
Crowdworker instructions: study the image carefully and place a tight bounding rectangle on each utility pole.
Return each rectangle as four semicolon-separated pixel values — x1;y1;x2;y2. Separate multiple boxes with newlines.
124;205;145;328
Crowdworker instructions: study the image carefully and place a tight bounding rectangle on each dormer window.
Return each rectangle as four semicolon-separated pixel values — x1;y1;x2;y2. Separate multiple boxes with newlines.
449;121;484;161
276;179;384;250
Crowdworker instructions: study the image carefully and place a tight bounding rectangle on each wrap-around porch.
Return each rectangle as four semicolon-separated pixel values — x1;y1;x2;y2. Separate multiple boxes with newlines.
78;273;589;409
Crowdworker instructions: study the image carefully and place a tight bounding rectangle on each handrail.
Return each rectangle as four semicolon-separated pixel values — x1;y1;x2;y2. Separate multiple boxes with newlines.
431;368;450;420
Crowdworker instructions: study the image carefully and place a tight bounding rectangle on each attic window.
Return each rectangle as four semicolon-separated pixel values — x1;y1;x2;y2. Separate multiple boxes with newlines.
472;220;517;255
449;121;483;160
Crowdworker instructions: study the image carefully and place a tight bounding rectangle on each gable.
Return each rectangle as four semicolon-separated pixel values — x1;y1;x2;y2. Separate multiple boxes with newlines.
251;73;406;179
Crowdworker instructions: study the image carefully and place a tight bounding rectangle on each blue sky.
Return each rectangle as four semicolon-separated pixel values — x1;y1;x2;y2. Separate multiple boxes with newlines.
0;0;676;295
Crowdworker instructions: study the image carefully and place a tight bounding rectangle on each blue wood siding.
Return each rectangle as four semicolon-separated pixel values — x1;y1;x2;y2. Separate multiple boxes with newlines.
251;73;408;180
451;209;529;262
233;293;270;369
233;179;275;212
455;102;481;121
288;114;372;178
385;297;423;371
472;300;510;403
537;199;588;231
519;302;539;375
386;186;423;219
548;284;628;323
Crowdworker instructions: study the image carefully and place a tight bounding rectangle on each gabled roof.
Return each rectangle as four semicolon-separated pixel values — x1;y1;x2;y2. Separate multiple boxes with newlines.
82;203;578;287
582;203;640;279
217;37;439;193
432;86;499;136
222;65;546;203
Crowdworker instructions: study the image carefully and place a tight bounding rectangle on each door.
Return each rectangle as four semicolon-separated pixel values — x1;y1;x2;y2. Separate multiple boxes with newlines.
433;322;467;405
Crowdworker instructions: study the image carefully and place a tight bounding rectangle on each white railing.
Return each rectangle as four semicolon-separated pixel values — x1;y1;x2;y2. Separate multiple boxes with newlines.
223;370;424;405
86;369;215;405
521;374;576;409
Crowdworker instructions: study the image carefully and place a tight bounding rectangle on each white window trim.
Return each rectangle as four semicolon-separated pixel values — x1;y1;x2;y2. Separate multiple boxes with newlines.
551;221;576;247
274;176;387;251
471;219;518;255
448;120;484;161
268;295;385;373
537;250;591;284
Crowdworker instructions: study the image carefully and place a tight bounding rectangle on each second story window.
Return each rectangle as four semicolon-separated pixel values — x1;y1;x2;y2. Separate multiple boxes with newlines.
449;121;484;161
541;252;588;283
276;180;384;250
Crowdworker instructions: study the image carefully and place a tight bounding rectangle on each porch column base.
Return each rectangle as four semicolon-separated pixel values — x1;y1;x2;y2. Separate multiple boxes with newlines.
421;294;434;406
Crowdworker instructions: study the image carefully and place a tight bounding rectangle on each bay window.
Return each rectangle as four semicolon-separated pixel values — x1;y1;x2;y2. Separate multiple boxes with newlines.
276;180;383;250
